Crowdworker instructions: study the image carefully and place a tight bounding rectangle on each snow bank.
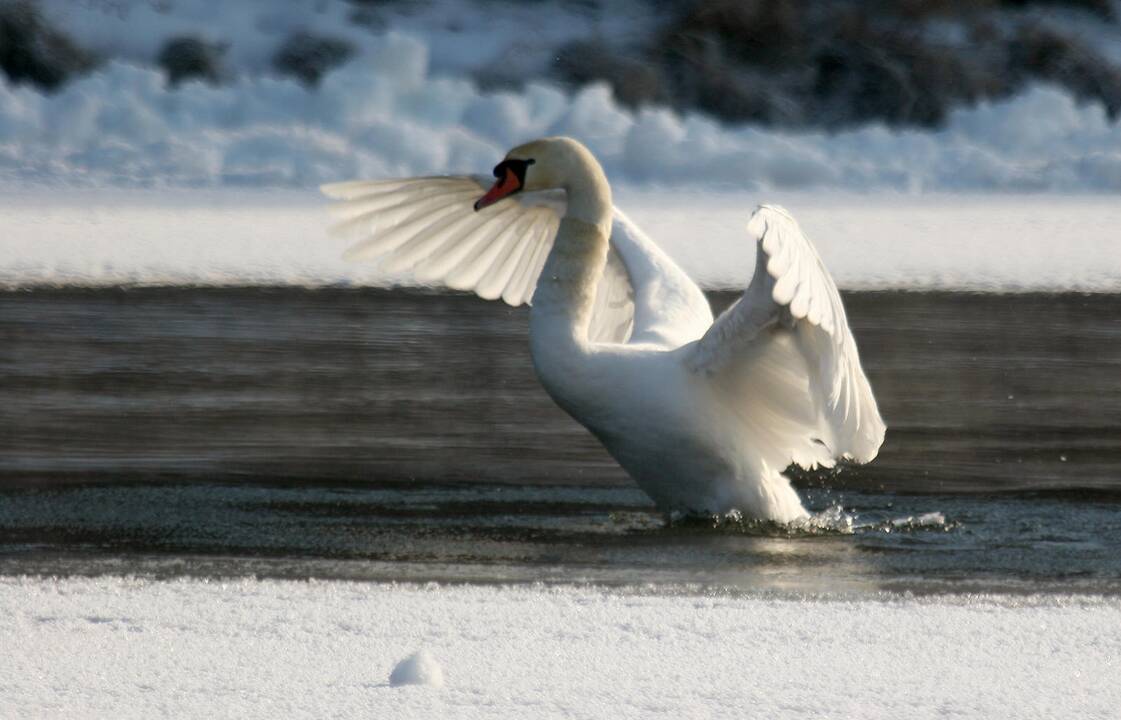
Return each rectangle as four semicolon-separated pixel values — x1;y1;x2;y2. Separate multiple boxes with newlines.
2;27;1120;192
38;0;366;75
2;189;1119;292
2;576;1118;719
38;0;654;81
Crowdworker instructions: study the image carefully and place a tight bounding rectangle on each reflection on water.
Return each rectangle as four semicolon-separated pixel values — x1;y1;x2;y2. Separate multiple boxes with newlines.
2;288;1119;492
0;481;1118;595
1;288;1120;593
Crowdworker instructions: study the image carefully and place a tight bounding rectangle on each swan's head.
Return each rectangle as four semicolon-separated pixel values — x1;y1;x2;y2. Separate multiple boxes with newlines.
473;137;596;212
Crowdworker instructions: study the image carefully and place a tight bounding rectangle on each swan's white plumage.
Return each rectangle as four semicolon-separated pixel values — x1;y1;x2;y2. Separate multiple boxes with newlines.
322;139;885;522
676;204;887;505
324;177;552;307
322;176;635;342
752;205;884;462
609;209;712;347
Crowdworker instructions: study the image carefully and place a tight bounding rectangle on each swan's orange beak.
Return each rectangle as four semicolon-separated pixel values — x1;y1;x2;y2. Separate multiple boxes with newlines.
474;168;521;211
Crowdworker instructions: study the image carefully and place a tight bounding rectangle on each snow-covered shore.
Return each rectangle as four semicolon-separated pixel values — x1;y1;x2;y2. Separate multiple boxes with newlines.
2;189;1119;292
3;576;1118;719
4;4;1118;295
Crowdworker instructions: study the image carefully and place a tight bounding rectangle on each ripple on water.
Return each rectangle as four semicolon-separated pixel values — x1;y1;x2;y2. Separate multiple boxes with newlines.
667;505;961;538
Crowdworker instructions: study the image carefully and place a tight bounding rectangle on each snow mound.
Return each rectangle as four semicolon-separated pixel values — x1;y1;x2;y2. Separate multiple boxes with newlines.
389;649;444;688
1;27;1119;192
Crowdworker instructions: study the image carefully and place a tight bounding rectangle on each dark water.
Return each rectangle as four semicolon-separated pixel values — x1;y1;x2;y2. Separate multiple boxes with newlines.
1;288;1119;594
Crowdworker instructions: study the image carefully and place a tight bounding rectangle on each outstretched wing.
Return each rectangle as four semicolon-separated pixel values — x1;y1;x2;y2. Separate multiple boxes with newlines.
687;205;885;466
321;176;633;343
609;208;713;348
322;176;556;307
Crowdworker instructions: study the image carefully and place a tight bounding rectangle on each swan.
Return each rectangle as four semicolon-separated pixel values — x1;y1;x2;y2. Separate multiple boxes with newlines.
322;136;885;523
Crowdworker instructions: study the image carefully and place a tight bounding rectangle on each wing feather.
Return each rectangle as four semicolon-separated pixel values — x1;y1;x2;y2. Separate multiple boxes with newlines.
508;222;554;305
324;177;634;338
686;205;885;466
606;209;712;348
413;204;523;282
323;176;697;348
327;182;470;223
445;215;524;291
588;247;636;344
472;212;541;300
378;209;482;273
341;195;471;261
498;222;543;305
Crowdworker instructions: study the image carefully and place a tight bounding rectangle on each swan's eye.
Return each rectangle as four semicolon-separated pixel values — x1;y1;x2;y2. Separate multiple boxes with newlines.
490;158;532;192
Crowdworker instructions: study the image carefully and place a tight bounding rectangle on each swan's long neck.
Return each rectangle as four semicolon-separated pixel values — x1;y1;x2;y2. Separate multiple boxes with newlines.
529;158;612;350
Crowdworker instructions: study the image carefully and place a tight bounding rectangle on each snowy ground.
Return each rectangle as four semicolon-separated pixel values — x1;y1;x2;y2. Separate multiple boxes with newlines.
5;2;1119;295
2;576;1118;719
2;189;1119;292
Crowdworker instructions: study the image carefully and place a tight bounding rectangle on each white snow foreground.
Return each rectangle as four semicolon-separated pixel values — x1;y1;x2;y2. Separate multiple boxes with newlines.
2;576;1119;719
3;190;1121;293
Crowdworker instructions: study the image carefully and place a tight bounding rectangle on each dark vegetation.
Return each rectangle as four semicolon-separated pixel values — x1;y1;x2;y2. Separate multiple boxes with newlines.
1;0;1118;128
1010;25;1121;117
555;0;1121;127
0;1;96;91
272;32;355;87
156;36;228;86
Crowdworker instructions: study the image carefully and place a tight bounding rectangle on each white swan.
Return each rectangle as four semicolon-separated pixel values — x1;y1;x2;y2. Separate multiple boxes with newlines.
322;137;885;523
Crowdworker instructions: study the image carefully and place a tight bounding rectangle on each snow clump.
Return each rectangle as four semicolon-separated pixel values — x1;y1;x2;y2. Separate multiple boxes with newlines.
389;649;444;688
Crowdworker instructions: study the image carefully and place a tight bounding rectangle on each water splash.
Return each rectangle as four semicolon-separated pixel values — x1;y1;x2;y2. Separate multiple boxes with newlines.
794;505;857;534
861;512;959;533
664;505;957;537
664;504;857;537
